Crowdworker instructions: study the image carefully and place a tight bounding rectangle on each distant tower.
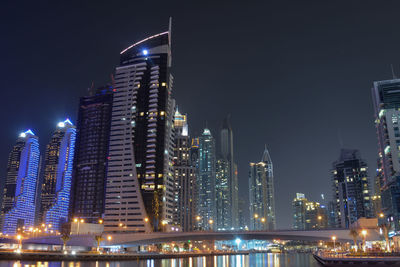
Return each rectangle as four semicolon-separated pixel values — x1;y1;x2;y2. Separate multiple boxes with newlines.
70;85;113;223
41;119;76;231
104;25;174;233
219;116;238;229
292;193;307;230
2;130;40;234
197;128;216;230
173;108;197;231
249;146;276;230
332;149;372;228
372;78;400;231
216;158;229;230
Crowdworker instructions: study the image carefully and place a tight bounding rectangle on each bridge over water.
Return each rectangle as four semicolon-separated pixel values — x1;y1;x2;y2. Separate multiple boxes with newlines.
23;229;381;248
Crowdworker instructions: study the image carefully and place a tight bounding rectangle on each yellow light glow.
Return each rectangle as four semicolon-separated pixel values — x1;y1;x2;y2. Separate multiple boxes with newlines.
107;235;112;241
144;218;149;222
361;230;367;236
331;236;336;241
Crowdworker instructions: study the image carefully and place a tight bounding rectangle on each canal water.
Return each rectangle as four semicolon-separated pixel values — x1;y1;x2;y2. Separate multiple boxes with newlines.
0;253;321;267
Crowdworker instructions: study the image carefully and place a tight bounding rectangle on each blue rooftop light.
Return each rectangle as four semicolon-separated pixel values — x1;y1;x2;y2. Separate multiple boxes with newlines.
142;49;148;56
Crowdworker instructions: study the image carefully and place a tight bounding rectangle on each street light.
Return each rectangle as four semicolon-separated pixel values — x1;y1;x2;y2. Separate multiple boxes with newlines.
379;213;384;218
107;235;112;241
98;219;103;224
361;229;367;252
331;236;336;251
235;238;241;251
16;235;22;249
261;218;266;223
254;214;259;219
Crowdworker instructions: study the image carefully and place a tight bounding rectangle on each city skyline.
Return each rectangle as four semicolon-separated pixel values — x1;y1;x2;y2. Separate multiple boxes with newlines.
2;1;400;228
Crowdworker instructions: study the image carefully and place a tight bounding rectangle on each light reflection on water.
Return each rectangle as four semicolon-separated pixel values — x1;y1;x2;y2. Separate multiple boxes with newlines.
0;253;320;267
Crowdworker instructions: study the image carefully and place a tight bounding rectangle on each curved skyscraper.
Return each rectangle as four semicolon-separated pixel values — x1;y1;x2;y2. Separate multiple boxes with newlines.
2;130;40;234
249;146;276;230
104;23;174;232
40;119;76;231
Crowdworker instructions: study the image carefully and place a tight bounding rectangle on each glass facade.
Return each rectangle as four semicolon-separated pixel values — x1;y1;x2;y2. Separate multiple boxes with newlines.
372;79;400;231
197;128;216;230
249;147;276;231
332;149;372;228
70;86;113;223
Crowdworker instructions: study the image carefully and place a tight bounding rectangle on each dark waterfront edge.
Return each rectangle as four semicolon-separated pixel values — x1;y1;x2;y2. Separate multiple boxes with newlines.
0;251;250;261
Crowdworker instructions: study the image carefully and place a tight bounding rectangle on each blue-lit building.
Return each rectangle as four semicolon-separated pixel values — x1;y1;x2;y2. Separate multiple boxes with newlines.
2;130;40;234
197;128;216;230
41;119;76;231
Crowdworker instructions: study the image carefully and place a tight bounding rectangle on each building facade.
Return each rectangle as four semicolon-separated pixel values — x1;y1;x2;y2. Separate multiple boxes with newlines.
249;147;276;230
372;78;400;230
173;109;197;231
70;85;113;223
292;193;307;230
219;116;238;229
197;128;216;230
40;120;76;231
104;26;174;233
216;158;230;230
2;130;40;234
292;193;327;230
332;149;373;228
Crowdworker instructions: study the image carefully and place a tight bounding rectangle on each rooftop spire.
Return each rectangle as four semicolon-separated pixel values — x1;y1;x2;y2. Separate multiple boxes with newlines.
261;145;272;163
391;64;397;79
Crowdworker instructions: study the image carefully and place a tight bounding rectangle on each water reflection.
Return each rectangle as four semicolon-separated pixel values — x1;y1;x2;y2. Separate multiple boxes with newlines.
0;253;320;267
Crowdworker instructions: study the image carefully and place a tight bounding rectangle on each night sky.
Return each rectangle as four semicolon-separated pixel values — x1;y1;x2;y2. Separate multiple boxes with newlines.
1;1;400;229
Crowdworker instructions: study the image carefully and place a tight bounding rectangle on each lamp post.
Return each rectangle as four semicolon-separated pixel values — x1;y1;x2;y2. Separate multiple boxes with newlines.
235;238;241;251
331;236;336;252
361;229;367;252
209;219;214;231
196;216;201;230
16;234;22;250
317;216;322;229
73;218;84;234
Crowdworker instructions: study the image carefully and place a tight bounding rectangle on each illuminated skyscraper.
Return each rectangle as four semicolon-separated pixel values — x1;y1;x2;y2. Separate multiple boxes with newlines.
197;128;216;230
70;85;113;223
216;159;229;230
104;23;174;232
2;130;40;234
292;193;307;230
249;146;275;230
219;116;238;228
40;119;76;231
372;79;400;230
332;149;372;228
292;193;327;230
173;109;197;231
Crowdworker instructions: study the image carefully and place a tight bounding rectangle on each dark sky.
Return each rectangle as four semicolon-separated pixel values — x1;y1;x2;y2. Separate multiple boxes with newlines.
1;0;400;229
